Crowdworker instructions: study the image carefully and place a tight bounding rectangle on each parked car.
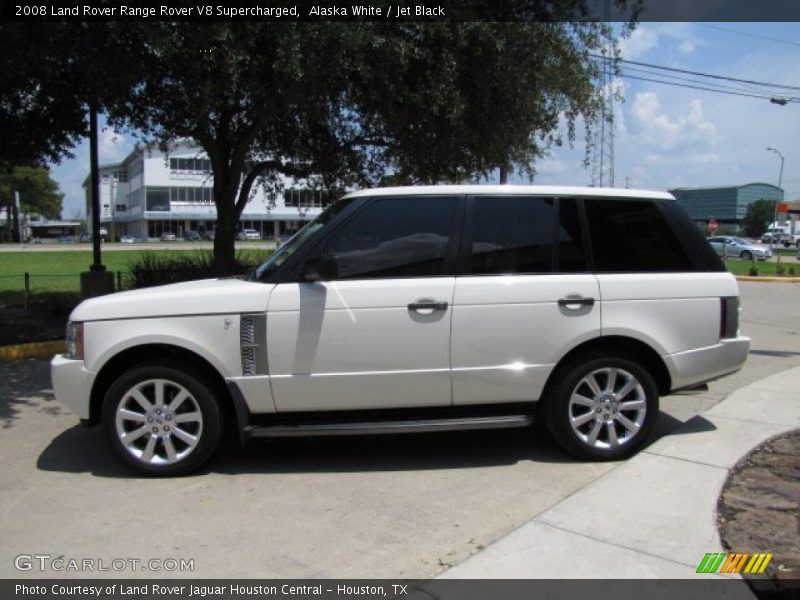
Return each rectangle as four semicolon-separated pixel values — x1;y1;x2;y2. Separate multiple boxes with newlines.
119;235;135;244
202;230;216;241
79;233;91;243
58;235;75;243
51;186;749;475
708;236;772;261
238;228;262;241
160;232;177;242
183;230;201;241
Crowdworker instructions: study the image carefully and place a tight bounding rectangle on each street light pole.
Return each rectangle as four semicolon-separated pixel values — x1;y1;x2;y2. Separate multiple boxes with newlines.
766;147;785;261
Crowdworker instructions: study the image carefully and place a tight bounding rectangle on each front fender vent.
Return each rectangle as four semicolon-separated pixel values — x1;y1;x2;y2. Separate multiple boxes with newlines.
240;314;267;376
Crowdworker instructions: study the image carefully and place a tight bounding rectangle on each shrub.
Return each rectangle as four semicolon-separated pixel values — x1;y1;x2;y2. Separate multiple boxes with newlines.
789;267;796;277
776;265;785;276
127;251;269;289
748;266;758;276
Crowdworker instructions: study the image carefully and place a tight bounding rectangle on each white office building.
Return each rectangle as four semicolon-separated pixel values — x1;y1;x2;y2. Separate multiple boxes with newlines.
85;141;329;240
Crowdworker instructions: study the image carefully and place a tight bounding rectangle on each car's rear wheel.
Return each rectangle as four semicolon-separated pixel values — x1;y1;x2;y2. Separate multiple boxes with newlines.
740;250;753;261
544;355;659;460
102;364;221;475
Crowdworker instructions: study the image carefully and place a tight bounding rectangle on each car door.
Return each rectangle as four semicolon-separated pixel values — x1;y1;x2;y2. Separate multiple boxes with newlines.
451;195;600;405
266;195;461;412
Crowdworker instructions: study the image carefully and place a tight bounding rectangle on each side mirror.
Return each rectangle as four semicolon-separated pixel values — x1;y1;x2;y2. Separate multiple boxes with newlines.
300;256;338;282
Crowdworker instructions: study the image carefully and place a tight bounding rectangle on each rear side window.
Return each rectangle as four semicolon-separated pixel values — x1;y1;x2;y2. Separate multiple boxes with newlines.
323;196;457;279
585;199;693;272
469;196;556;274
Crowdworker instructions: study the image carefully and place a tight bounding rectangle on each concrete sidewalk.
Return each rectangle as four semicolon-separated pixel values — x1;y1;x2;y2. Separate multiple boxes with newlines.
439;366;800;581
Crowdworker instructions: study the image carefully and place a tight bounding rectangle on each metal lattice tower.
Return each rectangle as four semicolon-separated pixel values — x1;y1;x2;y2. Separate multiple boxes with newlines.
591;4;616;188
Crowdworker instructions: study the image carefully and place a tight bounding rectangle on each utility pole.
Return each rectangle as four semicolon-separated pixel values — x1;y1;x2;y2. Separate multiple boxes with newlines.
766;146;785;265
590;3;616;188
80;102;115;297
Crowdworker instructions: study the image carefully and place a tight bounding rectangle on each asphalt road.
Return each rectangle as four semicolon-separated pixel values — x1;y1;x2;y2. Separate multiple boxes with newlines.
0;281;798;579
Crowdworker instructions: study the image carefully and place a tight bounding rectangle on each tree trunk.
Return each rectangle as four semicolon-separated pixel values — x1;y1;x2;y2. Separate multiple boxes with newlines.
499;165;509;184
213;200;238;276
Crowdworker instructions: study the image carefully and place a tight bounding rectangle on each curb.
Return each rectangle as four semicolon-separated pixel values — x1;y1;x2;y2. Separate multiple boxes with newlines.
735;276;800;283
0;340;65;362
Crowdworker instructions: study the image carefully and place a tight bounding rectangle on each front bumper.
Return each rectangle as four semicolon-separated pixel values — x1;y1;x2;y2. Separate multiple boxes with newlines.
664;336;751;391
50;354;96;420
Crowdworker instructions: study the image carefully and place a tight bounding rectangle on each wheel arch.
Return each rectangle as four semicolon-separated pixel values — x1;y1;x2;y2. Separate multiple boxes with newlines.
88;343;233;427
542;336;672;403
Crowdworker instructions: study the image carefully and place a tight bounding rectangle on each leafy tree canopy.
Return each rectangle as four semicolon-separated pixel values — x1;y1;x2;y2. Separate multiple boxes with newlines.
741;198;776;238
0;166;64;219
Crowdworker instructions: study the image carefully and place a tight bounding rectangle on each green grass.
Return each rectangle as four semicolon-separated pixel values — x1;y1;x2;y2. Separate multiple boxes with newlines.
0;248;271;305
722;258;799;277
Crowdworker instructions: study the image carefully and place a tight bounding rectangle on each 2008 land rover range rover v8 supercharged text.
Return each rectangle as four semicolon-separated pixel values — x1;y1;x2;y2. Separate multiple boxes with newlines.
51;186;749;475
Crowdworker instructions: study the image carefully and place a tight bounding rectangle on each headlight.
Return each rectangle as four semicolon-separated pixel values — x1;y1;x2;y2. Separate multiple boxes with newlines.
66;321;84;360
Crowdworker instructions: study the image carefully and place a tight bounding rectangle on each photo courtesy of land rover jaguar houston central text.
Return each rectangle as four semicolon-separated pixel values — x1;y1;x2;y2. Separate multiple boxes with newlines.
51;186;750;475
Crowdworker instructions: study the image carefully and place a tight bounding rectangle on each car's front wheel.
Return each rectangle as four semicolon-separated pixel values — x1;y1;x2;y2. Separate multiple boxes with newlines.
102;364;221;475
544;355;659;461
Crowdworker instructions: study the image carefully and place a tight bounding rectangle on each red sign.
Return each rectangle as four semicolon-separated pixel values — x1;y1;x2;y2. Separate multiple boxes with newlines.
778;203;788;213
708;219;718;234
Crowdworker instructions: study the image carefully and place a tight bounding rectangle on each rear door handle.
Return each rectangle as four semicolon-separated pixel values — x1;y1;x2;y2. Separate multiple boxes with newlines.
408;300;449;312
558;295;595;308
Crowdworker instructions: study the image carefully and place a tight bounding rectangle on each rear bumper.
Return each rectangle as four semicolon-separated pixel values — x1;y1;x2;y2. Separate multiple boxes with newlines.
50;354;95;420
664;336;750;392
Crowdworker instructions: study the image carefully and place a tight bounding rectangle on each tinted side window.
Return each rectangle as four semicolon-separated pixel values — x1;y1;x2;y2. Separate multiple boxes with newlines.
470;196;556;274
586;199;693;272
323;196;457;279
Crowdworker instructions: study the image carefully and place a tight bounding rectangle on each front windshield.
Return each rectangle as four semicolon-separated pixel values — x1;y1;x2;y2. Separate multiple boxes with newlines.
252;197;355;280
731;237;751;245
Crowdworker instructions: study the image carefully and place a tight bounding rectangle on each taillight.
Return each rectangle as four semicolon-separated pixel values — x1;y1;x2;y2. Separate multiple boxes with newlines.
720;297;739;340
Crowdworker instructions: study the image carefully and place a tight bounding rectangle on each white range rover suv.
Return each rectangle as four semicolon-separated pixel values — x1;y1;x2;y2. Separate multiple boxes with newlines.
51;186;750;475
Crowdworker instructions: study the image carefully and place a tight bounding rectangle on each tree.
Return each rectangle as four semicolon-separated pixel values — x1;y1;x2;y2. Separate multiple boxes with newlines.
105;18;632;274
741;199;775;238
0;166;63;242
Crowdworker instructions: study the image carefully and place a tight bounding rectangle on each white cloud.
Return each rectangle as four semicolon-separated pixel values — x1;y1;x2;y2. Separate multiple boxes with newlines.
619;27;659;59
678;41;695;55
631;92;717;150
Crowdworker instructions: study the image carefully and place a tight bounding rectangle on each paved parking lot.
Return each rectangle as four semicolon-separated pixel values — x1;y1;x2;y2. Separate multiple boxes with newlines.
1;281;798;579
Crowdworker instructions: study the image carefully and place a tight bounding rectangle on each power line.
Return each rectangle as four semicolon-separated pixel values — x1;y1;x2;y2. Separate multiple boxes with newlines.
590;54;800;92
620;65;776;96
694;23;800;49
619;73;799;102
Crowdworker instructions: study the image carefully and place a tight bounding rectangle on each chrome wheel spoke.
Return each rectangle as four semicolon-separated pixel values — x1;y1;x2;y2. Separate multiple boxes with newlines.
619;399;646;411
171;426;198;446
119;408;146;422
606;422;619;447
571;393;595;408
605;368;618;393
154;380;165;407
174;411;201;424
587;419;603;445
168;389;190;411
141;435;157;462
616;379;637;400
571;411;596;427
163;437;178;463
121;425;148;446
130;390;152;411
615;413;640;434
585;373;603;397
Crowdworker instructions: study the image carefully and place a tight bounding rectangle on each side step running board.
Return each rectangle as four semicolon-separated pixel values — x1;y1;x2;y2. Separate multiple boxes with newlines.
244;414;533;439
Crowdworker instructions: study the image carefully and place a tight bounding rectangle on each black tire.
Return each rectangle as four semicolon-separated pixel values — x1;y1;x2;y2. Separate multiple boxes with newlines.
102;363;222;475
740;250;753;261
543;354;659;461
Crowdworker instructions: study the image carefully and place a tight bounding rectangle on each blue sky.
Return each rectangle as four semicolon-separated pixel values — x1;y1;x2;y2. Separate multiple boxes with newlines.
51;22;800;218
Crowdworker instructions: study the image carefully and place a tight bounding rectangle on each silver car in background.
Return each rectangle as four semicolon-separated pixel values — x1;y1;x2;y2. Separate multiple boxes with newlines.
708;236;772;261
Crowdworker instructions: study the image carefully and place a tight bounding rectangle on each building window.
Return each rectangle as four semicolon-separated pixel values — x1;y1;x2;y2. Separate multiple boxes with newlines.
284;188;331;208
146;188;170;212
170;158;212;172
168;186;213;203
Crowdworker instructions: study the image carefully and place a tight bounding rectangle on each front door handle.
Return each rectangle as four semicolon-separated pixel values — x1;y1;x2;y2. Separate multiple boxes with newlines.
408;300;449;313
558;295;595;308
